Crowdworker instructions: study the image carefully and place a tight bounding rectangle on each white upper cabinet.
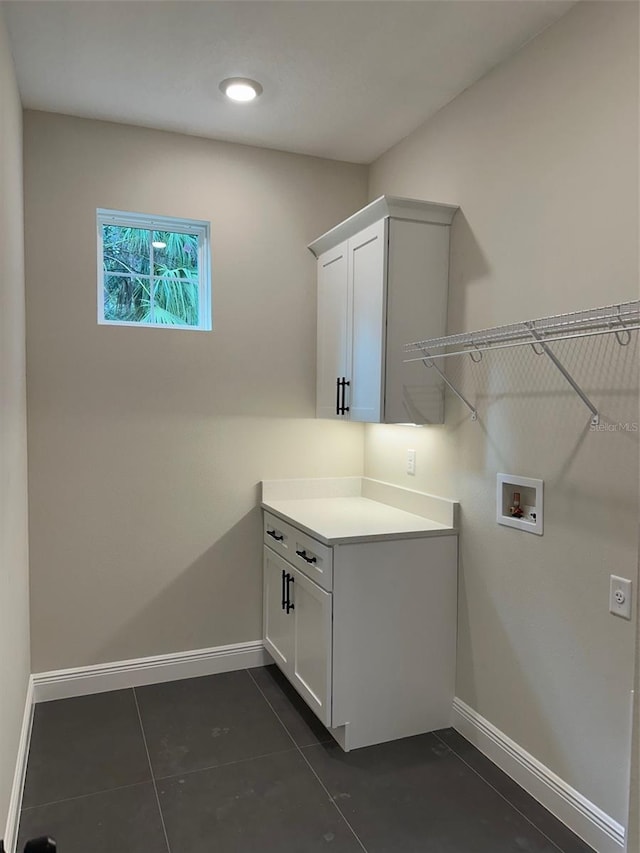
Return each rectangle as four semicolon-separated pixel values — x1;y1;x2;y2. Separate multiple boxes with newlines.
316;241;349;420
309;195;458;424
348;219;386;422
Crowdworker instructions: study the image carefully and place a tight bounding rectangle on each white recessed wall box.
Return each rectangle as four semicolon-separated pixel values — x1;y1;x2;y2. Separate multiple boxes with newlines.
496;473;543;536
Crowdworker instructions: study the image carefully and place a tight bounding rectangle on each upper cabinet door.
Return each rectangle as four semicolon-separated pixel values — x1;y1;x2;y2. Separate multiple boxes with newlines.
316;241;349;419
348;220;386;423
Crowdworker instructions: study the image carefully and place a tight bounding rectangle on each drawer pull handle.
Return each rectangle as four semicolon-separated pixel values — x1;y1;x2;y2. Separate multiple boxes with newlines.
267;529;284;542
285;573;295;613
281;569;287;611
296;549;317;564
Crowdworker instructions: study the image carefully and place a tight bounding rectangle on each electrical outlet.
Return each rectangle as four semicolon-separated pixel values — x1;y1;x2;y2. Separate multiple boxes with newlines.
406;448;416;476
609;575;632;620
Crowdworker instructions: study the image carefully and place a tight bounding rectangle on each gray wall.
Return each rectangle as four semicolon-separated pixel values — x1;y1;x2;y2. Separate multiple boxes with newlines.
366;0;638;823
0;8;30;839
23;112;367;671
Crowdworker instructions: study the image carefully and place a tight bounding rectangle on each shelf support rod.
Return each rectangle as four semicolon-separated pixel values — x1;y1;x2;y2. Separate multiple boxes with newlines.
421;353;477;421
525;323;599;426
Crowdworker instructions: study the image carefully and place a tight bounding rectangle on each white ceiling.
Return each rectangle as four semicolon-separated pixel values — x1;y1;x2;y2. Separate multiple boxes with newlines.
3;0;575;164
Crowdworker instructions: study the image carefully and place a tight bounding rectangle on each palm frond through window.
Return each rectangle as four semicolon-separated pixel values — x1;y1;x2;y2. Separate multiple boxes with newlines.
98;210;211;330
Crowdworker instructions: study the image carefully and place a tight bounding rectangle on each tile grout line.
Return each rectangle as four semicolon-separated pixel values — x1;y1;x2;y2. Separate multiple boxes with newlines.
154;745;299;783
132;688;172;853
431;732;577;853
247;669;369;853
21;779;156;813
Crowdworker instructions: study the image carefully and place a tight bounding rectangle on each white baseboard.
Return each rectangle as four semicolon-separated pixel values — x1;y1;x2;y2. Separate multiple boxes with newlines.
452;697;625;853
32;640;268;703
3;676;35;853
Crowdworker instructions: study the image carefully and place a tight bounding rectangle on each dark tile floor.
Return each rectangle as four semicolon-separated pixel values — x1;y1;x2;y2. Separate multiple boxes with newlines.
18;665;594;853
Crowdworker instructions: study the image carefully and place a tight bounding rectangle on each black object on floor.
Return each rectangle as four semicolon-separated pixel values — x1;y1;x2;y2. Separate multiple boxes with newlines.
24;838;56;853
18;665;595;853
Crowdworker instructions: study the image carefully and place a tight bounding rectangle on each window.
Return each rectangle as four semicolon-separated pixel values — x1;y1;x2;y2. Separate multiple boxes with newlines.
97;209;211;330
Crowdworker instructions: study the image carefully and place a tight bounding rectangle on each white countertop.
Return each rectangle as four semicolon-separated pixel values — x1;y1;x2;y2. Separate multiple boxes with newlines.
261;478;459;545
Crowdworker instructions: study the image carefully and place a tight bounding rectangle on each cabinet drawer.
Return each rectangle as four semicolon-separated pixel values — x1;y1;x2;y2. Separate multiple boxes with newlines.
263;511;333;591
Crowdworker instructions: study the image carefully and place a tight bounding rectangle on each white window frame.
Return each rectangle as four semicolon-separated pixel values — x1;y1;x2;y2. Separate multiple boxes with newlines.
97;208;212;331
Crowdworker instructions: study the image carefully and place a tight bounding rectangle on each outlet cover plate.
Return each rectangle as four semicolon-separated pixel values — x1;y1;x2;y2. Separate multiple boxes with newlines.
609;575;632;620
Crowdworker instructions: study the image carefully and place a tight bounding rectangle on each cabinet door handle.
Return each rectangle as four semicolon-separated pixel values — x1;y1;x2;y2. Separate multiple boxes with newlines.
336;377;341;416
281;569;287;610
285;573;295;613
341;378;350;415
295;549;317;564
267;529;284;542
337;377;351;416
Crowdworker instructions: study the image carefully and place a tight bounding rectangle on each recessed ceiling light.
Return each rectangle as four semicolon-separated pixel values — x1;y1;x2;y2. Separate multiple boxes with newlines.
219;77;263;103
152;240;167;249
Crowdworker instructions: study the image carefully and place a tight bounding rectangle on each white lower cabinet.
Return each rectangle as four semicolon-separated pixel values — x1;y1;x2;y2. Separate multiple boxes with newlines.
289;564;333;725
263;547;332;725
263;511;458;751
263;547;294;672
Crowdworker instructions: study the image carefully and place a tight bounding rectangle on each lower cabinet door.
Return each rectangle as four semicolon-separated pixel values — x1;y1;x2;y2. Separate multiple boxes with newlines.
263;547;294;672
290;566;333;727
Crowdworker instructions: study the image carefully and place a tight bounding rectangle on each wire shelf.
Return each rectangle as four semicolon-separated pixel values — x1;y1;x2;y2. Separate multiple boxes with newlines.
404;300;640;361
403;300;640;425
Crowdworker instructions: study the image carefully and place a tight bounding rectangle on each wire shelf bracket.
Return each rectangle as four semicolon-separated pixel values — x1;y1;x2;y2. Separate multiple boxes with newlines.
524;322;600;426
404;300;640;424
421;352;477;421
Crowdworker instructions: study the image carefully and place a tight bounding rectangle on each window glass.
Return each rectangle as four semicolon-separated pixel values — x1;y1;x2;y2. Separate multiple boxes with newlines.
97;210;211;331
